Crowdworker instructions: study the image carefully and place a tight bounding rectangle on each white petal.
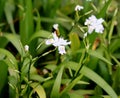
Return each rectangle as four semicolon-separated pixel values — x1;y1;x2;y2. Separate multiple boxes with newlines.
97;18;104;24
45;39;54;45
58;46;66;55
59;38;71;46
53;24;59;30
88;25;94;34
52;32;59;41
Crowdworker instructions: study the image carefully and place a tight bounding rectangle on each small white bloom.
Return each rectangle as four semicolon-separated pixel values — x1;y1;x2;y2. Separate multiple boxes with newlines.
85;15;104;34
45;32;71;55
24;45;29;51
83;32;88;38
53;24;59;30
58;46;66;55
75;5;84;11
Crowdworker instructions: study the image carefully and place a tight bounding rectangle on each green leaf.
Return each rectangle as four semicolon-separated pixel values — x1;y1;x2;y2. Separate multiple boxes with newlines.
34;9;41;31
67;92;84;98
69;32;80;52
112;66;120;95
109;39;120;53
88;50;112;65
0;37;8;48
21;57;31;81
0;48;17;69
50;65;64;98
60;74;83;96
28;30;51;43
108;8;118;44
70;89;94;95
19;0;34;45
3;33;25;57
0;0;6;20
80;66;118;98
4;0;16;34
0;48;19;98
30;82;46;98
97;0;112;18
0;60;8;94
98;61;111;84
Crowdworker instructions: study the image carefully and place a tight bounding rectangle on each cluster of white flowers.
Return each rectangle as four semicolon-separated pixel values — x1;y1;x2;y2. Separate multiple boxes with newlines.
75;5;84;11
45;24;71;55
85;15;104;34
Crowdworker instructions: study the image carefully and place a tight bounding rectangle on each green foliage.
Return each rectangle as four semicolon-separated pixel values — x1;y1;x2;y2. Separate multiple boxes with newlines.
0;0;120;98
0;61;8;94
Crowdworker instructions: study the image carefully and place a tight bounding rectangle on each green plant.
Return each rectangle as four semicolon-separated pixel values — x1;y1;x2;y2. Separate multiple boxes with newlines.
0;0;120;98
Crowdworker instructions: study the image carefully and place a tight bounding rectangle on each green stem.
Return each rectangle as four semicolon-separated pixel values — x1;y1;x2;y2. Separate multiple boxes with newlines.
74;50;86;77
110;55;120;67
60;74;83;96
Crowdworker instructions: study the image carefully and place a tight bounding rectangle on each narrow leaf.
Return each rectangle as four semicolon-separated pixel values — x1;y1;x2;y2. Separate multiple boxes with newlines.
28;30;51;43
4;1;16;34
69;32;80;52
80;66;118;98
0;60;8;93
3;33;25;56
30;82;46;98
51;66;64;98
88;50;112;65
97;0;112;18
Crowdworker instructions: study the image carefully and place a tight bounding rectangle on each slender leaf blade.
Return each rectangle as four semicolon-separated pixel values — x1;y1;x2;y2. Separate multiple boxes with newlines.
80;66;118;98
51;66;64;98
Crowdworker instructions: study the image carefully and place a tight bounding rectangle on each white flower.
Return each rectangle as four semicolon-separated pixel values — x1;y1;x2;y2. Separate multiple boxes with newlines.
53;24;59;30
58;46;66;55
53;38;71;47
24;45;29;51
75;5;84;11
83;32;88;38
45;32;71;55
84;15;104;34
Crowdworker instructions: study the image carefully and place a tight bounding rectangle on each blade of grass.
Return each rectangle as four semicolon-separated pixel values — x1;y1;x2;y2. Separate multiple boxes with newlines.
60;74;83;96
30;82;46;98
3;33;25;57
0;37;8;48
50;65;64;98
0;60;8;94
4;1;16;34
19;0;34;45
80;66;118;98
0;0;6;20
108;8;118;44
88;50;112;65
69;32;80;52
28;30;51;43
97;0;112;18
